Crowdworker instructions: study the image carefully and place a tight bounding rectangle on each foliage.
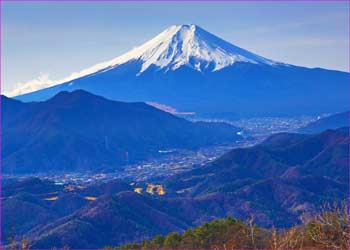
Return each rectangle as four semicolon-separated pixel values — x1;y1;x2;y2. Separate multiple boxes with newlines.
117;201;350;250
307;201;350;250
6;227;32;250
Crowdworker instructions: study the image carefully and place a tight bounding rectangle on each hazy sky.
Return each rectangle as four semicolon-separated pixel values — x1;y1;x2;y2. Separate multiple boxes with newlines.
2;1;349;96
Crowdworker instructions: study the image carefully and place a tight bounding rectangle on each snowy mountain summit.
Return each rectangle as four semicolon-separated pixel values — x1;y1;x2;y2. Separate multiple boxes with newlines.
82;24;280;76
118;24;280;73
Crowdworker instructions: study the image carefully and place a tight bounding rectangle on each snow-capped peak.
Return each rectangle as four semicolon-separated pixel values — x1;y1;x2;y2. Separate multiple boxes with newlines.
83;24;280;75
7;25;282;97
134;24;279;72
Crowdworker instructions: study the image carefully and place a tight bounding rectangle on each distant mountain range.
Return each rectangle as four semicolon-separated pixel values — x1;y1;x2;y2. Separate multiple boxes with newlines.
15;24;349;117
2;90;241;173
299;111;349;133
3;127;348;248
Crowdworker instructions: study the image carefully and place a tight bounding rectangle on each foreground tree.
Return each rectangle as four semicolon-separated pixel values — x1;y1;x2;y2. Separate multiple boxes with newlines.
307;201;350;250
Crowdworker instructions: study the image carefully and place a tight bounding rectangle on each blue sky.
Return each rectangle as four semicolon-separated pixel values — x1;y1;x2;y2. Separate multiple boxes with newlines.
2;1;349;96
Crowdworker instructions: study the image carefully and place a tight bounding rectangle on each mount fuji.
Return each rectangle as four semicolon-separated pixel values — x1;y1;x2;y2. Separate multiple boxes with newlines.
16;24;349;116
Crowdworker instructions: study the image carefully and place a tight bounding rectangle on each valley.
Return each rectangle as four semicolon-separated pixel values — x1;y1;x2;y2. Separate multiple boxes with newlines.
3;113;318;185
2;127;348;248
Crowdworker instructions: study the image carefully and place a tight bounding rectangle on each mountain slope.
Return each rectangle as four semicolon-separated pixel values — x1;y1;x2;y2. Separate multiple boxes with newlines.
2;178;91;237
165;128;349;195
29;192;191;249
2;90;241;173
164;128;349;225
15;24;349;116
299;111;349;133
